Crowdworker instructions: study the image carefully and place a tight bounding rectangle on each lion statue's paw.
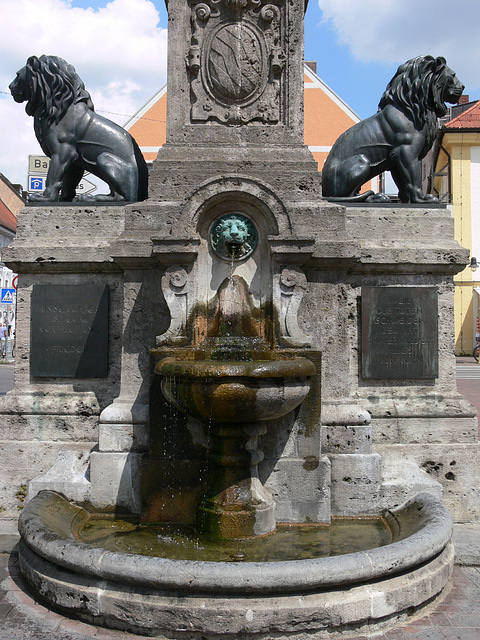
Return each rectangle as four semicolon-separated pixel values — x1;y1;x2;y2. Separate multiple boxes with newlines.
365;193;391;203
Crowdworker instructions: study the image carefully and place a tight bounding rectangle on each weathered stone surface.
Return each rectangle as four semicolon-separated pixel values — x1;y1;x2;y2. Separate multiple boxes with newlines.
380;453;443;511
0;442;95;511
329;453;382;516
27;449;91;503
376;443;480;522
322;425;373;454
266;456;331;523
89;451;143;513
98;423;149;453
374;416;478;444
345;206;468;273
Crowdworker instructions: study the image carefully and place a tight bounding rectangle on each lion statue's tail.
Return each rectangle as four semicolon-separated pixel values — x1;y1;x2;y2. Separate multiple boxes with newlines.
323;191;375;203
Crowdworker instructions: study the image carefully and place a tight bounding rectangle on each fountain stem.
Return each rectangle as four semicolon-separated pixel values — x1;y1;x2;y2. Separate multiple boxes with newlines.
197;421;276;538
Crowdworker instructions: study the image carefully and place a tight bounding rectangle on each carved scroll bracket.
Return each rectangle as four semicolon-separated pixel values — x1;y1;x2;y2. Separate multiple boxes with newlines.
274;266;311;348
156;267;191;347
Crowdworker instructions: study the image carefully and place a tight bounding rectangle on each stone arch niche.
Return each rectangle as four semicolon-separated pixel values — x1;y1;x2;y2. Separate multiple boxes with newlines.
155;174;311;351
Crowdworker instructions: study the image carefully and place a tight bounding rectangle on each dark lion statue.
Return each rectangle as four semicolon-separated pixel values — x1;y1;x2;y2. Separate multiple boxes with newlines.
322;56;464;203
9;55;148;202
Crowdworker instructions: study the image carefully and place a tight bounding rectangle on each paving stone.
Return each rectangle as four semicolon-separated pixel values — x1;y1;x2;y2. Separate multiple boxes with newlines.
58;618;98;636
445;612;480;627
400;628;445;639
439;629;480;640
429;612;453;626
455;599;480;612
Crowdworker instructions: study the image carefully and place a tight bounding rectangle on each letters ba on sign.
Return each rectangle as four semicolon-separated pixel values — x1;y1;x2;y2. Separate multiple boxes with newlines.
361;287;438;380
31;285;109;378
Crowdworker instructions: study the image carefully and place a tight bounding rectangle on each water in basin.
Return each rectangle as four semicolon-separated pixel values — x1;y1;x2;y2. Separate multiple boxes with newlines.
77;516;392;562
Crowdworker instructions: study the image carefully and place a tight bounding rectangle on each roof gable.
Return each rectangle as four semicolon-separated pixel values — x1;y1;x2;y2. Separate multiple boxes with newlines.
125;63;361;155
445;101;480;130
303;64;361;123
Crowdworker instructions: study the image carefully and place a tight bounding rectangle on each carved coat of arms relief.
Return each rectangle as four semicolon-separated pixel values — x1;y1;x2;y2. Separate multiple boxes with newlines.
187;0;286;125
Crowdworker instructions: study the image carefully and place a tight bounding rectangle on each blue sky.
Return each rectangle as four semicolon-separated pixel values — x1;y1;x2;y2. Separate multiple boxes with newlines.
1;0;479;187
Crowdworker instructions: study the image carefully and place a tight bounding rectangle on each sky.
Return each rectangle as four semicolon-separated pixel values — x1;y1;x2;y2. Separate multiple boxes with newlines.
0;0;479;189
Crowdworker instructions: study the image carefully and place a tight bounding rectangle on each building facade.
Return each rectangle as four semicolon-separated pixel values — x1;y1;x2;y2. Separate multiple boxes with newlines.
432;100;480;354
0;174;22;334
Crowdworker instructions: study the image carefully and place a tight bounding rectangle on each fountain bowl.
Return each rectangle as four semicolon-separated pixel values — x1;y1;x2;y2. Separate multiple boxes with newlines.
18;490;453;638
156;356;316;423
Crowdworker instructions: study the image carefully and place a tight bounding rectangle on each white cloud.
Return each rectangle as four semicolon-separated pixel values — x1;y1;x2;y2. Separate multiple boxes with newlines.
317;0;480;96
0;0;168;186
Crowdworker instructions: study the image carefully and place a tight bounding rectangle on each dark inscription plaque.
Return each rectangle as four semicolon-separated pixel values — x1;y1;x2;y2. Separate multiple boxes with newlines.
31;285;109;377
362;287;438;379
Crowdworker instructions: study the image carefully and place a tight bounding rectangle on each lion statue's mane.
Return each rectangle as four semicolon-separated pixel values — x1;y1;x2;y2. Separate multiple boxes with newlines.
379;55;453;155
322;55;464;204
211;215;255;260
23;55;94;129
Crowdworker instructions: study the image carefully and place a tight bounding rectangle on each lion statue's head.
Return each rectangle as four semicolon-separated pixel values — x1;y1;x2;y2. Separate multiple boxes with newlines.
378;55;464;130
211;214;256;260
9;55;94;128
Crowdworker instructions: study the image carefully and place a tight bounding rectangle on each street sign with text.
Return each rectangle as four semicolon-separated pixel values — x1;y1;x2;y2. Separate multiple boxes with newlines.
29;155;50;173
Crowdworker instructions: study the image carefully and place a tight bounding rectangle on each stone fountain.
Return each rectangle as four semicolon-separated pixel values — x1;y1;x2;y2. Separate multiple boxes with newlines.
156;271;316;539
2;0;479;638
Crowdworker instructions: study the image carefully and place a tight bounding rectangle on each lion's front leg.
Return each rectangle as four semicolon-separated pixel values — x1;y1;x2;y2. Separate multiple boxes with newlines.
29;145;77;202
390;142;438;204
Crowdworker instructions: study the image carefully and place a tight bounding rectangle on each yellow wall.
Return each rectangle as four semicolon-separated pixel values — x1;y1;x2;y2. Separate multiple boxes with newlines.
442;132;480;354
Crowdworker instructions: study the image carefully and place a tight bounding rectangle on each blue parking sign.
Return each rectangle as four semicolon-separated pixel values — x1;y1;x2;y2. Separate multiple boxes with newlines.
29;175;46;192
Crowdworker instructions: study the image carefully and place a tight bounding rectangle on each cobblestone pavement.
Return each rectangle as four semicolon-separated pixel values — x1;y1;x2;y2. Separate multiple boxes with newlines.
1;544;480;640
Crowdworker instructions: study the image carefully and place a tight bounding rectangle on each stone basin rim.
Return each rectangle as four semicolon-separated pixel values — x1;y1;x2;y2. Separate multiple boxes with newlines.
19;491;452;595
155;356;316;378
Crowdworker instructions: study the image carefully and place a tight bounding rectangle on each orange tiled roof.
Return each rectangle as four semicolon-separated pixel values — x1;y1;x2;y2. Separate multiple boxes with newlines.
445;101;480;129
0;201;17;234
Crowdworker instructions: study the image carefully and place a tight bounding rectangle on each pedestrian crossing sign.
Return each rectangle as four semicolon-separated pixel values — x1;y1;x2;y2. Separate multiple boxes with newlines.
1;289;15;303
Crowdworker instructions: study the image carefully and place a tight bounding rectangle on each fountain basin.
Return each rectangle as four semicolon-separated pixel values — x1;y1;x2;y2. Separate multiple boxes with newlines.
156;356;316;423
18;490;453;638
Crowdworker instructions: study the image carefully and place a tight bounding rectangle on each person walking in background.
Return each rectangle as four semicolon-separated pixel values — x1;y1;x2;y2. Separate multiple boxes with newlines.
0;324;7;359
